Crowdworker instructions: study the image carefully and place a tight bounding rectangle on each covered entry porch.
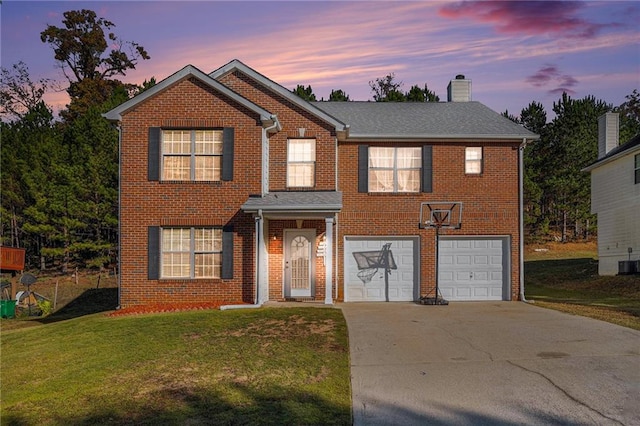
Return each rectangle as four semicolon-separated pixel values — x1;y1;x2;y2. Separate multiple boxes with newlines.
241;192;342;305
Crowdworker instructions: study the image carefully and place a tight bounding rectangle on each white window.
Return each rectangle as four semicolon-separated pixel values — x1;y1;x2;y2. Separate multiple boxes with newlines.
287;139;316;187
162;130;222;181
465;147;483;174
368;147;421;192
635;154;640;185
161;228;222;278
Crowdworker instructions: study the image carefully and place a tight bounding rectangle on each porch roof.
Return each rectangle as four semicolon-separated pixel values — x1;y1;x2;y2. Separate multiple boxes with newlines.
241;191;342;217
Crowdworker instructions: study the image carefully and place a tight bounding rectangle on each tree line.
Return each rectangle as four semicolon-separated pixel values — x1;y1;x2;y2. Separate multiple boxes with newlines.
1;9;639;271
1;9;149;271
506;91;639;242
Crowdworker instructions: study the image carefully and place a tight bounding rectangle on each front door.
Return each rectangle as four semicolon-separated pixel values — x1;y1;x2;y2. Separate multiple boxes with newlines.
284;229;315;298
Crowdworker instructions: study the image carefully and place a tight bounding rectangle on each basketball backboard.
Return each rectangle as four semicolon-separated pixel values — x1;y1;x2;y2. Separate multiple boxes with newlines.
419;202;463;229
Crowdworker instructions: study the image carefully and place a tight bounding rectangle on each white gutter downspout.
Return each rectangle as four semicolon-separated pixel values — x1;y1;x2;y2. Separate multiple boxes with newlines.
519;137;529;303
116;123;122;310
261;117;280;196
334;136;339;303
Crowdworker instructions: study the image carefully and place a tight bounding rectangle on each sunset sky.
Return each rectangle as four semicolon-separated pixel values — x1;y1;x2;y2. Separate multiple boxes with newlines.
2;1;639;119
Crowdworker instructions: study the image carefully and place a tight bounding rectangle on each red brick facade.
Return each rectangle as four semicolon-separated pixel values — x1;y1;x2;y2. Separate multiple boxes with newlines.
109;62;528;308
337;142;520;301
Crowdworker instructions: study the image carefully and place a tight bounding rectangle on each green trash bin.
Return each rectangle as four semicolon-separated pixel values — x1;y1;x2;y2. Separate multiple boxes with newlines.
1;300;17;318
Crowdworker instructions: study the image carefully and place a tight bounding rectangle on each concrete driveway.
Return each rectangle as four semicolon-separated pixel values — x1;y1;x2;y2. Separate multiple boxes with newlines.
340;302;640;425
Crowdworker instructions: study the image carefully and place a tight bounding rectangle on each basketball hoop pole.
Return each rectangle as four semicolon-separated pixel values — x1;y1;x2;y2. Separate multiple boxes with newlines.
435;224;441;304
419;201;462;306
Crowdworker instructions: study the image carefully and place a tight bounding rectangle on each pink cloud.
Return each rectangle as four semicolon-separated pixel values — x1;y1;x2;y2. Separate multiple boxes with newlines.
526;64;578;95
439;1;611;38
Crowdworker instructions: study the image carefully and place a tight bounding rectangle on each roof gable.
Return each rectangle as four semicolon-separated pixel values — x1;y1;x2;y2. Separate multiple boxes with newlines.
103;64;277;129
583;133;640;171
210;59;348;135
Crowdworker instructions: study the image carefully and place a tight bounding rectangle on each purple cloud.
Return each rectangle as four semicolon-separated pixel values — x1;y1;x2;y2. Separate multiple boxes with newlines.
526;64;578;95
439;1;611;39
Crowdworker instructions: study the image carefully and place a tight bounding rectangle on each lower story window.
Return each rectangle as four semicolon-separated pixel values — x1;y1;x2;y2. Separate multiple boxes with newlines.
635;153;640;184
161;228;222;278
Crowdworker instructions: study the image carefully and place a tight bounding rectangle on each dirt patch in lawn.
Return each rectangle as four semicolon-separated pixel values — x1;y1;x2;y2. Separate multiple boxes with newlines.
227;315;343;353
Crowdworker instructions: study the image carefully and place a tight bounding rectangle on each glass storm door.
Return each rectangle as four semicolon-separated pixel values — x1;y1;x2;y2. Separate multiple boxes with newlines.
284;229;315;298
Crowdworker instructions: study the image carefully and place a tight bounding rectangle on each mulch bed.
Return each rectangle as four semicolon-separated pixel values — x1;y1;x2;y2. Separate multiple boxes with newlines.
107;301;247;317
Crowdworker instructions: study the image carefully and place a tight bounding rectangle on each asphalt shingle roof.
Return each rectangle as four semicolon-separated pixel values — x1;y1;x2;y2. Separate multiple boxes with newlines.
584;133;640;171
312;101;537;140
241;191;343;212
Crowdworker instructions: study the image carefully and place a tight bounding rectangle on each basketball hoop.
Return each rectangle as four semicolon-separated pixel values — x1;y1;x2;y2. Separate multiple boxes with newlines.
419;202;463;229
418;202;463;306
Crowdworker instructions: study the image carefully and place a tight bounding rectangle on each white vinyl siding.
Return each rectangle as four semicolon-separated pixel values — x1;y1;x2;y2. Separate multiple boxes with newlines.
590;152;640;275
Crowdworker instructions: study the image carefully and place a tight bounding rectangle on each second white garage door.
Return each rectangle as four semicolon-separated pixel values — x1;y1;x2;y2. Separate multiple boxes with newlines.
344;237;419;302
438;237;509;301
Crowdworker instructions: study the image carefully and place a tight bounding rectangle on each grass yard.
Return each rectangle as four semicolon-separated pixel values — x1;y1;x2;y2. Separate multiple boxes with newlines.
525;241;640;330
0;307;351;425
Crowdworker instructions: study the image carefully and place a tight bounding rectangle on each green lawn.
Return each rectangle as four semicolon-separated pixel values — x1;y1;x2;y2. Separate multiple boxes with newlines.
1;307;351;425
525;243;640;330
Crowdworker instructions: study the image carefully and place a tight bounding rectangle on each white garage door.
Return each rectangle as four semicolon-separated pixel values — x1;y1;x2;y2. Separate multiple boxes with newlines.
344;237;418;302
438;237;509;301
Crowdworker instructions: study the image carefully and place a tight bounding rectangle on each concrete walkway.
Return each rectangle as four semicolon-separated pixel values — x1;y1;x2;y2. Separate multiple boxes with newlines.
339;302;640;425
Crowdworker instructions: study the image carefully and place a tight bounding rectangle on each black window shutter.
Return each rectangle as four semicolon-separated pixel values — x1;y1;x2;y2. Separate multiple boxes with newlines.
222;127;234;181
422;145;433;193
148;127;161;181
222;226;234;279
148;226;160;280
358;145;368;193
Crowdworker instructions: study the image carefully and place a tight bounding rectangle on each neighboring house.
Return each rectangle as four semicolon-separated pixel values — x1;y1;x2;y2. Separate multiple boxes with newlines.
104;59;538;308
583;113;640;275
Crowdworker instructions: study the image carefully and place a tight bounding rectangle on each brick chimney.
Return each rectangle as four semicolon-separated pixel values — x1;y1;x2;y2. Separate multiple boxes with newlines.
598;112;619;159
447;74;472;102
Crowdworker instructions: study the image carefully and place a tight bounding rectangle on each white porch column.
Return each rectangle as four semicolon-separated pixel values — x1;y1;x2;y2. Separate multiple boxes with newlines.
255;214;268;305
324;217;334;305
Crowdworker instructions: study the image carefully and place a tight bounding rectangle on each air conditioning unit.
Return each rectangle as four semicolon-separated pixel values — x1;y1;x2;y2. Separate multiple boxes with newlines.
618;260;637;275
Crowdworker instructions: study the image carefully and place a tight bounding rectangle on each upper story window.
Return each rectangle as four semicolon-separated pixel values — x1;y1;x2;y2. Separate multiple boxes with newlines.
465;147;483;174
162;130;222;181
368;147;421;192
635;153;640;184
148;127;233;183
287;138;316;188
161;227;222;279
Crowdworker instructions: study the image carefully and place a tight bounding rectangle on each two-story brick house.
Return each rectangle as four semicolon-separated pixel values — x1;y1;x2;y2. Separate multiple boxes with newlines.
104;59;537;308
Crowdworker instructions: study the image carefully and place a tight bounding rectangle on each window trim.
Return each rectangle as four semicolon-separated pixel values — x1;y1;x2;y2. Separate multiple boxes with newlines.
286;138;316;188
465;147;483;175
160;227;222;279
161;129;223;182
367;146;421;193
634;153;640;185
